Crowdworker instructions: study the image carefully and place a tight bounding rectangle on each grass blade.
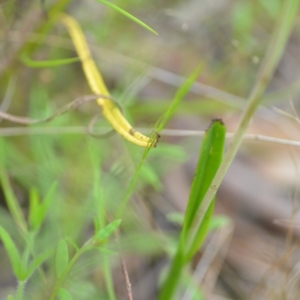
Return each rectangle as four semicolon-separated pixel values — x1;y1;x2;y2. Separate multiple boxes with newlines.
184;120;226;261
95;0;158;35
155;65;202;133
20;52;80;68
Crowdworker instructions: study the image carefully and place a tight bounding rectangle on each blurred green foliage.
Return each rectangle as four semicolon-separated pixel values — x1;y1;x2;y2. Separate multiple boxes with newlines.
0;0;296;299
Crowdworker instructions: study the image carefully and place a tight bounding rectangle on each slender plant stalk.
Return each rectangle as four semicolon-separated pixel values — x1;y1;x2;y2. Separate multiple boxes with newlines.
187;0;300;250
102;258;117;300
91;151;116;300
21;233;34;276
16;281;26;300
116;148;151;218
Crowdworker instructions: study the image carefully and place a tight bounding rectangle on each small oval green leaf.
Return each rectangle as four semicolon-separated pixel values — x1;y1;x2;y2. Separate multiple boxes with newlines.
93;219;121;242
55;239;69;279
95;0;158;35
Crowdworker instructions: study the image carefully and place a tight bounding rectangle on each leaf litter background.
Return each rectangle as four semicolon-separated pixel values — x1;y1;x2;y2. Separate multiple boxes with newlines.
1;0;300;299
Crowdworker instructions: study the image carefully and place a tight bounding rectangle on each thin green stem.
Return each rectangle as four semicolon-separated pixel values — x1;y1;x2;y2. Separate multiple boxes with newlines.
102;257;116;300
158;242;185;300
21;233;34;277
16;281;26;300
116;150;150;218
91;146;116;299
187;0;300;252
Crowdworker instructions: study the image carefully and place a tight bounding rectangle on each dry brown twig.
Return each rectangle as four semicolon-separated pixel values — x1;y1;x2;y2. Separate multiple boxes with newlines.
114;230;133;300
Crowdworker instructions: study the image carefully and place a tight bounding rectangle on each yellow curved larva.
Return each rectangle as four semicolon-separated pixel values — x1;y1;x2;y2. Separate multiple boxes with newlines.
60;13;158;147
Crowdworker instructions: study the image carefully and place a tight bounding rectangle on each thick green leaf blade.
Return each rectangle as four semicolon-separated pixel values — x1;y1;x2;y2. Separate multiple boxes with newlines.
93;219;121;242
183;119;226;234
185;119;226;260
185;198;215;261
95;0;158;35
158;245;185;300
57;288;74;300
158;120;226;300
55;239;69;279
0;226;22;279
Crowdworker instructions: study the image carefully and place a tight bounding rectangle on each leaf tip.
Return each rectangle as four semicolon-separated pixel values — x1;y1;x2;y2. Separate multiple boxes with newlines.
205;118;225;132
211;118;224;126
